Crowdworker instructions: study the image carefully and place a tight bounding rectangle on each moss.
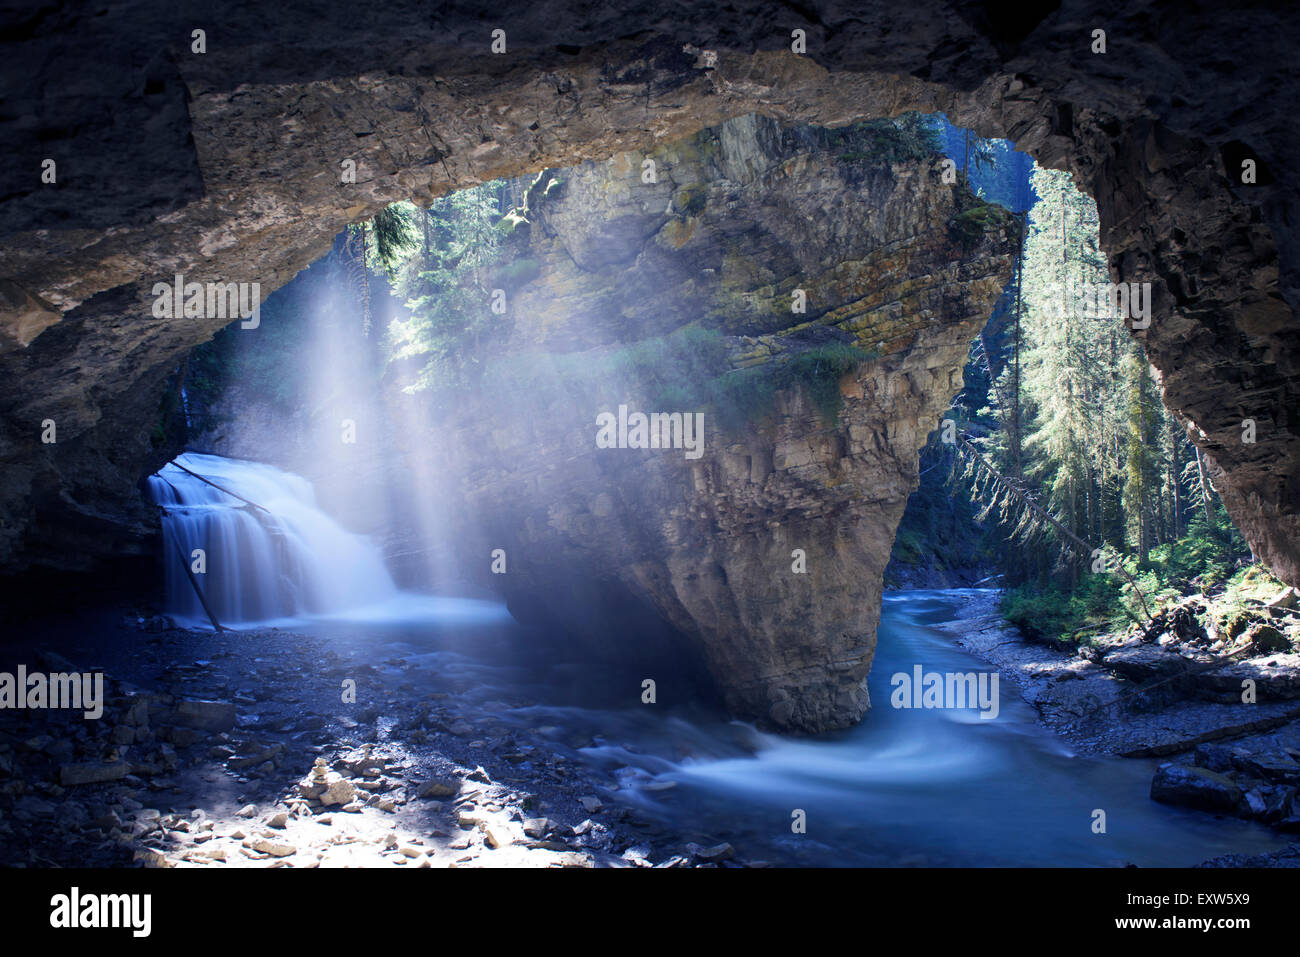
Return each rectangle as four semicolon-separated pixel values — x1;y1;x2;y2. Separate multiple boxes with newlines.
700;341;877;429
494;210;529;237
950;201;1010;252
674;184;708;217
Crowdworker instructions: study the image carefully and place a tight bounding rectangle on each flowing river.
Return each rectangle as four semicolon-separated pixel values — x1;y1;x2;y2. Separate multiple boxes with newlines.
294;588;1291;867
148;454;1291;866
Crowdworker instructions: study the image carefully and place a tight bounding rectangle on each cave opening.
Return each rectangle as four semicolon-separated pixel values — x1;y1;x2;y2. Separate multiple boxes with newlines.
2;5;1297;875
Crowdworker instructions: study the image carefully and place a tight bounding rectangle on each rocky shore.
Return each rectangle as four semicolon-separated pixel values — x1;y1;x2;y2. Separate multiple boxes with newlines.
0;612;747;869
937;588;1300;866
6;587;1300;867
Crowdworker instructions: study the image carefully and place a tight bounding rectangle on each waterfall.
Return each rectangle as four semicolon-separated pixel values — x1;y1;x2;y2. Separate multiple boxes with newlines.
147;452;398;627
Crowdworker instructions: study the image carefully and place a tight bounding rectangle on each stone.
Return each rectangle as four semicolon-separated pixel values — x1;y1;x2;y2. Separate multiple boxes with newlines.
59;761;131;787
1150;763;1243;811
319;775;356;807
172;700;237;732
687;842;735;862
236;804;258;818
579;796;603;813
252;838;296;857
1247;624;1291;655
1193;743;1235;773
1231;752;1300;784
457;810;484;828
522;817;553;838
267;811;289;829
133;847;170;868
416;777;459;799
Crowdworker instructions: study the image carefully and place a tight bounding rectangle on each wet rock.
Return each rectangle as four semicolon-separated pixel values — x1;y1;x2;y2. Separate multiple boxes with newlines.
1193;743;1236;773
579;795;603;813
1261;786;1298;824
1151;763;1243;811
1231;752;1300;784
687;841;735;862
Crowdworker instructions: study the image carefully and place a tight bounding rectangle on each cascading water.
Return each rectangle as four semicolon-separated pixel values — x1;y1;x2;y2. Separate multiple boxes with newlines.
147;452;398;627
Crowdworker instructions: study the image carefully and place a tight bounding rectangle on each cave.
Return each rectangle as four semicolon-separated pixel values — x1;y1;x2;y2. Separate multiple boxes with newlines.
1;0;1298;887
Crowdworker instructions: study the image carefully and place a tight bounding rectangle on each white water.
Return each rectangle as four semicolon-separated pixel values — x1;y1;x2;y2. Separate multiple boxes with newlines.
147;452;399;627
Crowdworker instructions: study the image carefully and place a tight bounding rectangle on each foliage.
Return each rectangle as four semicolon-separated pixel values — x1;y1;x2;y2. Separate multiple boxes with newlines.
387;183;510;393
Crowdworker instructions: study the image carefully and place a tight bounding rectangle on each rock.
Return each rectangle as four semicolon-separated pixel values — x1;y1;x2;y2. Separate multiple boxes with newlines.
1247;624;1291;655
416;777;459;799
319;776;356;807
1241;788;1269;818
170;727;201;748
251;838;296;857
132;847;170;868
1231;752;1300;784
1262;786;1298;824
1150;763;1243;811
236;804;258;818
522;817;553;838
687;842;735;862
267;811;289;829
457;810;484;828
1193;743;1235;773
579;796;603;813
172;700;236;732
59;761;131;787
482;825;514;849
1266;587;1298;610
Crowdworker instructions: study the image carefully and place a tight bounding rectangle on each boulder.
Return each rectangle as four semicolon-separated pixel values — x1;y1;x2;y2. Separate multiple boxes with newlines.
1151;763;1243;811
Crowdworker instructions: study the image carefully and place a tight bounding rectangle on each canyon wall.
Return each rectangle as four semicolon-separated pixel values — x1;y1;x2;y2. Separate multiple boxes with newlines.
195;115;1014;730
0;1;1296;592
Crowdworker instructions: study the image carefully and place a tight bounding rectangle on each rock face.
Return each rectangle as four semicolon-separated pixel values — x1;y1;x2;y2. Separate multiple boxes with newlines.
0;2;1297;594
188;115;1013;729
292;115;1008;731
